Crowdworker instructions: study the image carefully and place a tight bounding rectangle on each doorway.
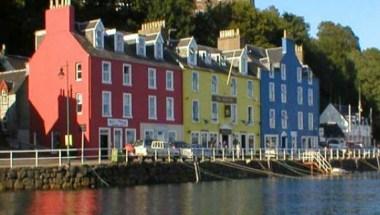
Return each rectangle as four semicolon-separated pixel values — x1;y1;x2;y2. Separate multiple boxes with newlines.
99;128;110;159
241;134;246;149
222;135;229;148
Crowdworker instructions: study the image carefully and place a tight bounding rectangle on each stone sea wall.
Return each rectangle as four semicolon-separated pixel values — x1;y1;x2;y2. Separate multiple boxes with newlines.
0;158;378;192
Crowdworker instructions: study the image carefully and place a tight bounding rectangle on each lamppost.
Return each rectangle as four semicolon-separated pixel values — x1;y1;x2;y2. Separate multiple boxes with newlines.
58;63;70;163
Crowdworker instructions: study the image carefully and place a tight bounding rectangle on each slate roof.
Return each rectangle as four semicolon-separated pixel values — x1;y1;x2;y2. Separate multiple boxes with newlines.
176;37;192;47
266;47;283;64
0;55;28;72
198;45;221;54
0;70;27;94
76;19;100;31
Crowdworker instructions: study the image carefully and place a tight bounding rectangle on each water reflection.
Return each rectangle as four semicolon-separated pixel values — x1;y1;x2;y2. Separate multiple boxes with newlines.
1;172;380;215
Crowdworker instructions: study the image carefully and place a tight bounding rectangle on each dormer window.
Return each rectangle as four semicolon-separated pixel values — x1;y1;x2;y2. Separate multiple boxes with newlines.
137;37;146;57
240;57;247;75
189;47;196;65
155;41;163;60
95;29;104;49
115;33;124;53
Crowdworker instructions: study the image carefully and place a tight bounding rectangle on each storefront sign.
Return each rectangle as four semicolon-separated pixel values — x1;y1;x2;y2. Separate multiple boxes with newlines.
107;118;128;127
212;95;237;104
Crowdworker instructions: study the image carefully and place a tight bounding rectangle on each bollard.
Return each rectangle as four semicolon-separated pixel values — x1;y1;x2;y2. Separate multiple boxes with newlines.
232;149;235;161
259;149;262;160
35;150;39;167
242;149;245;161
212;148;216;161
283;149;286;160
10;151;13;168
98;148;101;164
155;149;157;161
291;149;294;160
250;149;253;160
222;148;225;161
59;150;62;167
298;149;301;160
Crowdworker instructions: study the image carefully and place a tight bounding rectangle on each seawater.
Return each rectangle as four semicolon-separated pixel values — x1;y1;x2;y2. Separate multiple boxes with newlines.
1;172;380;215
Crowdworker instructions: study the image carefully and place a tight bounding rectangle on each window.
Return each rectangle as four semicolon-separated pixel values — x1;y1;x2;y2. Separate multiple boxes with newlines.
192;100;199;122
95;29;103;48
298;112;303;130
308;89;313;106
102;61;111;84
137;37;145;57
189;47;196;65
125;129;136;144
148;68;157;89
281;64;286;80
297;67;302;83
75;63;82;81
155;42;163;59
269;109;275;129
308;113;314;130
211;75;218;95
308;70;313;85
123;64;132;86
102;91;112;117
269;82;275;102
269;69;274;79
123;93;132;118
231;78;237;96
281;110;288;129
191;132;200;145
76;93;83;114
297;87;303;105
148;96;157;120
144;129;154;141
192;71;199;92
240;57;247;74
211;102;218;122
115;33;124;52
281;84;287;103
247;106;253;125
166;70;174;91
166;97;174;121
247;80;253;98
231;104;237;124
168;131;176;143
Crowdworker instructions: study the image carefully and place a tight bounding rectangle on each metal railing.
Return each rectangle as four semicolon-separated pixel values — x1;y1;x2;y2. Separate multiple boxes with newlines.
0;147;379;168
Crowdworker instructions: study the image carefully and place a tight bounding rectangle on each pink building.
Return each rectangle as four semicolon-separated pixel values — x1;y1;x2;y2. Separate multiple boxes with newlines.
28;1;183;154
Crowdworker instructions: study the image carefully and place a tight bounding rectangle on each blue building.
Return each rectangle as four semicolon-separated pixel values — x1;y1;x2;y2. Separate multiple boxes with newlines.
257;33;320;149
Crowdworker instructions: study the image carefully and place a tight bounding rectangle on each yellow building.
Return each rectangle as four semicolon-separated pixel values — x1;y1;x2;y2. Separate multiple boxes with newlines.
175;33;260;150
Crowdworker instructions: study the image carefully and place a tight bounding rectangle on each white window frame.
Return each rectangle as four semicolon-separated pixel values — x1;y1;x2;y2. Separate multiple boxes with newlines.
125;128;136;144
76;93;83;115
231;78;237;96
211;102;218;123
75;63;82;81
281;63;286;80
148;95;157;120
298;112;303;130
297;67;302;83
269;69;274;79
281;84;287;103
166;97;175;121
297;87;303;105
148;68;157;89
102;91;112;117
247;105;254;125
308;70;313;85
211;75;218;95
115;33;124;53
155;41;163;60
281;110;288;129
269;109;275;129
192;71;199;92
192;100;200;122
247;80;253;98
123;63;132;86
269;82;275;102
123;93;132;118
168;130;177;143
308;88;313;106
308;113;314;130
191;131;200;145
95;29;104;49
144;129;154;141
102;61;112;84
166;70;174;91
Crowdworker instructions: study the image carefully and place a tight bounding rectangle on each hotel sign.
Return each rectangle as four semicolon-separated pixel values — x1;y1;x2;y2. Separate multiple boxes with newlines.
212;95;237;104
107;118;128;127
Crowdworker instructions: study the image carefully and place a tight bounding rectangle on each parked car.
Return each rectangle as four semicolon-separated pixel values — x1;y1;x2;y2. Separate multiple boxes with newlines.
327;138;346;149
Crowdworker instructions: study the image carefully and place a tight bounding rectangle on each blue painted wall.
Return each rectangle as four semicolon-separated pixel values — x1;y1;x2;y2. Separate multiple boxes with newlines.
260;37;320;149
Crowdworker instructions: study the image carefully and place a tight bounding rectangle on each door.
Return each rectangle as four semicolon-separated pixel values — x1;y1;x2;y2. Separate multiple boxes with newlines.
99;128;110;159
222;135;229;148
200;132;208;148
241;135;246;150
114;128;122;149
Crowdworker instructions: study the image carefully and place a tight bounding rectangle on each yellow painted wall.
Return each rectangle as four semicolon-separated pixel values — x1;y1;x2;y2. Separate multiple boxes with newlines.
183;66;261;148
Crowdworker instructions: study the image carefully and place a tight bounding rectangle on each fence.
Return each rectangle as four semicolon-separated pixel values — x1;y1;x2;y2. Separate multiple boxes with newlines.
0;147;379;168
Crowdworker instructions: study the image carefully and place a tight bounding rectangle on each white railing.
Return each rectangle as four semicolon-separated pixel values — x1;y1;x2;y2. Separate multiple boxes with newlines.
0;147;379;168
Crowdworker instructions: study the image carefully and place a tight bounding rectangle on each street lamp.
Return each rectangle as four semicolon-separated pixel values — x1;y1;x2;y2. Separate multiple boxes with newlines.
58;63;71;163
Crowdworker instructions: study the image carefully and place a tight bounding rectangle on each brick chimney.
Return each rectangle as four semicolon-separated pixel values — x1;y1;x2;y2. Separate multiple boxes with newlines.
217;29;245;51
45;0;75;34
295;44;304;64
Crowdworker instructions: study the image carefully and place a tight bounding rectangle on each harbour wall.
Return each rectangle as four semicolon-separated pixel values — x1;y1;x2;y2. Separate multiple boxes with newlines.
0;158;378;192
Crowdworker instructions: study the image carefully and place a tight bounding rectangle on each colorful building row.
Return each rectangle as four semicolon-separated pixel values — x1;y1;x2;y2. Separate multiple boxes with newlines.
26;1;319;153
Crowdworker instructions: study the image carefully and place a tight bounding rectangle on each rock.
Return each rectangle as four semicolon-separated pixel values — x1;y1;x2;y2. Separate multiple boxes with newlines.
34;180;42;189
81;177;90;187
27;170;34;178
8;170;17;180
62;182;72;190
0;182;5;192
14;179;24;190
5;179;14;189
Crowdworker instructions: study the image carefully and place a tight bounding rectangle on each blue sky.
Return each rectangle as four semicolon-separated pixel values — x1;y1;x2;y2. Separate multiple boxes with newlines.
255;0;380;50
